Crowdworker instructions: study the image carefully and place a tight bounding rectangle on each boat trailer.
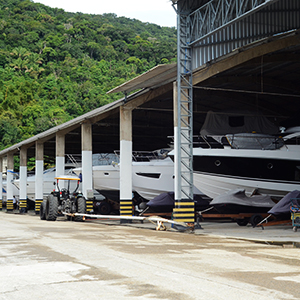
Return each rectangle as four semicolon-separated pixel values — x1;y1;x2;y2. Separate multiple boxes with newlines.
63;212;192;231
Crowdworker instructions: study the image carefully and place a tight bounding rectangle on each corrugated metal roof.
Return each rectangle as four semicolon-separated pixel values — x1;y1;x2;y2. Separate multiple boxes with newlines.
107;64;177;94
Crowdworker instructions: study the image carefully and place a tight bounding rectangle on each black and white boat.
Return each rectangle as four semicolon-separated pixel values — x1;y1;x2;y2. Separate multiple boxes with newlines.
173;111;300;200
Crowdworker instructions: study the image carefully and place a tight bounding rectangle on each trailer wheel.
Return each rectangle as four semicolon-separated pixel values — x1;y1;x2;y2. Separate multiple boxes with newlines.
249;214;263;227
40;200;46;220
236;218;249;226
99;201;111;215
46;194;58;221
74;197;86;222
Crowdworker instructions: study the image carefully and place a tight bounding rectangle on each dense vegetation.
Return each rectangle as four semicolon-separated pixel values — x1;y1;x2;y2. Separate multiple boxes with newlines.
0;0;177;151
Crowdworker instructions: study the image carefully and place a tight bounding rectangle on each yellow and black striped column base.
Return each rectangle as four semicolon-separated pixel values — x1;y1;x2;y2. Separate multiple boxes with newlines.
0;199;2;211
85;199;93;213
120;199;133;223
19;198;27;213
35;199;43;214
173;199;195;223
6;199;14;212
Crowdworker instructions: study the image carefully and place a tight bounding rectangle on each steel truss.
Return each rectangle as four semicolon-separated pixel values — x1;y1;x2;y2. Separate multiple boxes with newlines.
176;5;194;203
189;0;280;45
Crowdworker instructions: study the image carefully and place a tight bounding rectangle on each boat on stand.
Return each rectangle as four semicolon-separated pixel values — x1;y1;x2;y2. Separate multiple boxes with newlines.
180;111;300;201
73;149;204;206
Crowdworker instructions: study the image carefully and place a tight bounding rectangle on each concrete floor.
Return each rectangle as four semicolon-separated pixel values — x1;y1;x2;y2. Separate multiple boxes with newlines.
1;211;300;300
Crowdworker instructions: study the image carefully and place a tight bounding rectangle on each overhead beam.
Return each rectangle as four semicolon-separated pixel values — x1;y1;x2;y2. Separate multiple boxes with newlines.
193;31;300;86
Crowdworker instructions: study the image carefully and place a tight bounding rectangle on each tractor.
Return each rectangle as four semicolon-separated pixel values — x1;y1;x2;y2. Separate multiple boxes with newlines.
40;175;86;221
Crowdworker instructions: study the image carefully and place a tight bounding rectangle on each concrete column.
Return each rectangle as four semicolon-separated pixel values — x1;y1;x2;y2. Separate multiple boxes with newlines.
35;141;44;214
6;153;14;212
81;122;93;212
19;147;28;213
56;133;65;189
120;106;133;220
0;157;2;211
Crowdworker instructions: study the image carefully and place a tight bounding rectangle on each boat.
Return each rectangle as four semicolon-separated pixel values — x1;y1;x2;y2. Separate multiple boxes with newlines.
13;164;79;201
131;150;176;201
73;153;121;202
2;170;20;205
209;189;276;214
170;111;300;200
12;155;104;202
73;150;177;202
73;149;205;204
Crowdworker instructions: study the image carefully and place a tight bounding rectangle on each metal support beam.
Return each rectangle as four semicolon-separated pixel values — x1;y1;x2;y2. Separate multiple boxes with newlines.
174;3;195;224
189;0;279;45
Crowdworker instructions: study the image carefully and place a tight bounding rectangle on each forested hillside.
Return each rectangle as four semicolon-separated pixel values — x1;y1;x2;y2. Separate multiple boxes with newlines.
0;0;177;150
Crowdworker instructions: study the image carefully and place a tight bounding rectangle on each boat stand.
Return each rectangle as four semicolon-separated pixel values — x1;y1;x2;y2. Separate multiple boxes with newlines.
198;212;270;227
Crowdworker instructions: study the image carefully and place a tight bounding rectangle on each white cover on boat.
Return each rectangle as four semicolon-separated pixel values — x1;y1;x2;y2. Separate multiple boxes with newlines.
200;111;280;136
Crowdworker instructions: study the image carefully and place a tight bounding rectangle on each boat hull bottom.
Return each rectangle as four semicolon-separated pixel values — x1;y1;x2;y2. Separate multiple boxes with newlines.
194;172;300;200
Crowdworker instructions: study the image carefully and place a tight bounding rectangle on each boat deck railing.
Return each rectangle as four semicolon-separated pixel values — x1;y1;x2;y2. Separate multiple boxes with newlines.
199;133;286;150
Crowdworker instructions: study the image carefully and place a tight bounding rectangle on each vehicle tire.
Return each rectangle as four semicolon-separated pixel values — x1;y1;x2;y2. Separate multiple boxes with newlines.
74;197;86;222
236;218;249;226
40;200;46;220
249;214;263;227
99;201;111;215
45;194;58;221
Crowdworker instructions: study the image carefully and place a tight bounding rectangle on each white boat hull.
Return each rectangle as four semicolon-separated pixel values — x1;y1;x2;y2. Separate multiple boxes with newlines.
132;158;174;200
194;171;300;200
91;165;120;191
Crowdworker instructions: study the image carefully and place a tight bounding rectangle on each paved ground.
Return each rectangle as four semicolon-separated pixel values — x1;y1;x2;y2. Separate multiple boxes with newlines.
1;211;300;300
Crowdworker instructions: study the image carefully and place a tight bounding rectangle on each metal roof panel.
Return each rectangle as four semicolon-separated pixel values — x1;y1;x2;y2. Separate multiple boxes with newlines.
107;64;176;94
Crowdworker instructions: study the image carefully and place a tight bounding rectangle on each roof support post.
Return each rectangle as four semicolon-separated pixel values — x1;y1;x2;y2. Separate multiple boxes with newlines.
173;2;195;225
35;142;44;214
119;106;133;222
19;147;28;213
0;157;3;211
56;133;65;189
81;122;93;212
6;152;14;212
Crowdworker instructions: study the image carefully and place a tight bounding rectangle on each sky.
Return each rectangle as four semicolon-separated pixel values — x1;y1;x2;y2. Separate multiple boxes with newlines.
32;0;177;27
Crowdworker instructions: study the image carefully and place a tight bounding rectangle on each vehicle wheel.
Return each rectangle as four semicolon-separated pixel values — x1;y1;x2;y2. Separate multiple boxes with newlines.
74;197;86;222
45;194;58;221
99;201;111;215
40;200;46;220
249;214;263;227
236;218;249;226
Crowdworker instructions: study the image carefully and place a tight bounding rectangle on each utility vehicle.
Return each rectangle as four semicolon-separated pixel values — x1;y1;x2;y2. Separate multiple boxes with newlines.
40;175;86;221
